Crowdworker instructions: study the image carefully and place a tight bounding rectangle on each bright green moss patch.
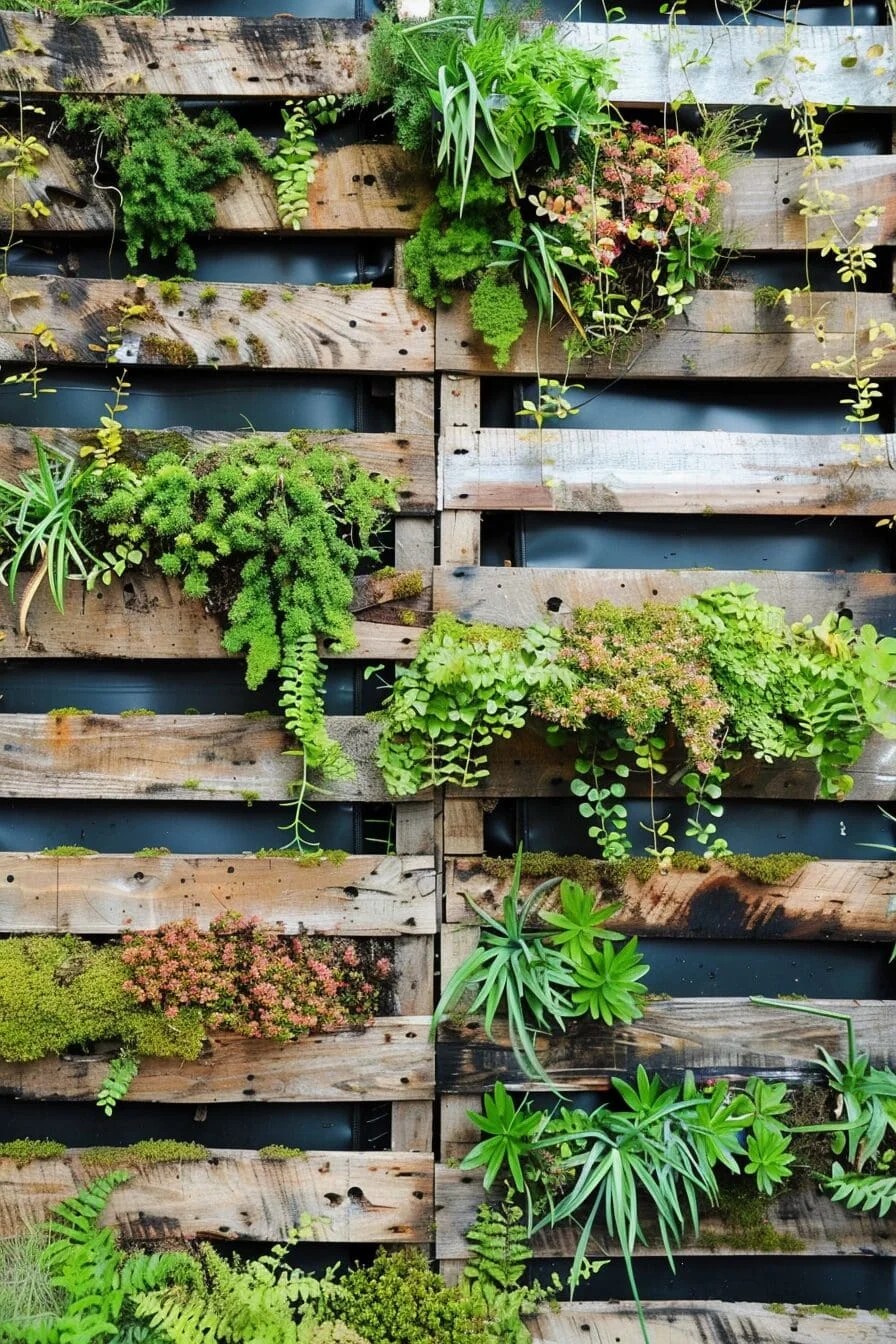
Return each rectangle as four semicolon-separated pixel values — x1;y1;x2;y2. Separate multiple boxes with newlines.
258;1144;306;1160
47;707;92;717
698;1185;805;1253
39;845;97;857
142;335;198;367
0;1139;66;1166
477;849;813;893
158;279;182;305
253;848;348;866
723;852;815;883
120;708;157;717
133;847;171;857
240;287;268;310
83;1140;209;1170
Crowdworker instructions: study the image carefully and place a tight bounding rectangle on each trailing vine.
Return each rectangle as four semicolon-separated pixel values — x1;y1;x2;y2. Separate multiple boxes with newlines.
270;96;340;229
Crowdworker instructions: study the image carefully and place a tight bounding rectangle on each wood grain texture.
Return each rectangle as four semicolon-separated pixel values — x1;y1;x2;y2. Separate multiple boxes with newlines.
0;1149;433;1242
435;291;896;378
0;1020;433;1104
440;428;896;514
0;143;429;236
2;17;891;108
527;1303;896;1344
436;1165;895;1259
444;858;896;941
434;565;896;631
436;994;896;1090
1;279;432;373
0;570;429;661
0;426;435;515
0;853;436;935
0;714;414;802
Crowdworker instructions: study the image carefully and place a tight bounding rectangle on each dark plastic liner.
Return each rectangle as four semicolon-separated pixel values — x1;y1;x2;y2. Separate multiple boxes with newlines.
538;0;885;25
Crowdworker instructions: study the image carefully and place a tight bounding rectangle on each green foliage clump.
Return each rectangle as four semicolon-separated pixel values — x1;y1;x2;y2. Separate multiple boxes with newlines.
133;846;172;857
4;0;165;13
0;1225;65;1329
39;845;97;857
82;1140;209;1171
724;852;815;883
0;1138;66;1166
469;271;527;368
258;1144;307;1160
403;173;518;309
59;94;265;271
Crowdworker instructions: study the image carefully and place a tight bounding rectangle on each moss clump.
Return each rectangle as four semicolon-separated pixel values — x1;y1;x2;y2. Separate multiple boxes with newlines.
142;335;198;367
39;845;97;857
795;1305;856;1319
479;852;602;886
47;707;92;717
240;790;260;804
754;284;781;310
158;279;182;305
181;779;200;790
245;333;270;366
253;848;348;865
82;1140;208;1171
0;1138;66;1166
199;285;218;304
215;335;239;351
723;852;814;883
133;847;172;857
58;290;71;304
698;1184;805;1253
240;287;268;310
257;1144;306;1160
243;709;272;720
395;572;424;600
400;610;418;627
120;708;157;717
469;271;527;369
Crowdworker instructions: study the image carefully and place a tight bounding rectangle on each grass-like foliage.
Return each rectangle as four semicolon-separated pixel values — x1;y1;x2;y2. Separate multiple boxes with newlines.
4;0;166;12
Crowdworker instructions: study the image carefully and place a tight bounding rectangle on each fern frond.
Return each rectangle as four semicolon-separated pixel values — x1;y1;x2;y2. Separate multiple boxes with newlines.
824;1162;896;1217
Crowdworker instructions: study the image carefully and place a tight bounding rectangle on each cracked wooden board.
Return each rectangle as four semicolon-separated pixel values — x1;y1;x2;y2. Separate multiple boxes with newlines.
526;1303;896;1344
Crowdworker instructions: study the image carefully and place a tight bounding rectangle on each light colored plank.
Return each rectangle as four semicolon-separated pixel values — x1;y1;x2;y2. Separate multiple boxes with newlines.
528;1303;895;1343
0;143;429;236
392;935;435;1015
440;513;481;566
0;853;436;935
395;803;436;855
0;714;418;803
434;566;896;630
390;1100;434;1153
445;858;896;940
440;428;896;514
437;994;896;1091
435;291;896;378
2;279;432;373
0;1019;433;1103
395;377;436;440
0;426;436;515
0;571;428;660
440;375;481;432
3;18;892;109
442;800;485;857
0;1149;433;1243
435;1164;896;1260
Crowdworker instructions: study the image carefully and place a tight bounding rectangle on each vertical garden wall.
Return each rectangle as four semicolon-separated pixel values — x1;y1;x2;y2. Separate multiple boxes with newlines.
0;0;894;1339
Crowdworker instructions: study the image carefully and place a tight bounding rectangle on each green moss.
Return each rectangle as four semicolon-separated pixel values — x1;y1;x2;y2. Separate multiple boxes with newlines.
479;852;602;886
0;1138;66;1166
47;707;92;717
257;1144;306;1160
245;333;270;367
181;779;200;790
253;848;348;865
158;279;182;305
240;288;268;310
325;283;372;298
119;708;157;718
82;1140;208;1171
240;790;260;805
39;845;97;857
243;710;272;720
871;1308;892;1319
199;285;218;304
215;335;239;351
723;852;815;883
698;1184;805;1253
400;610;418;626
58;290;71;304
133;847;171;858
768;1304;786;1315
469;271;527;368
143;334;198;367
754;284;781;310
795;1305;856;1319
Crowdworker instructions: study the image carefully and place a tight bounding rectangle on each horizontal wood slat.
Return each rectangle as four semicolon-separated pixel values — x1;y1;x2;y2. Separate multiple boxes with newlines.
3;17;891;108
434;565;896;629
0;853;436;935
0;714;411;802
0;570;429;661
11;154;894;254
444;858;896;941
440;428;896;514
436;1166;895;1259
437;291;896;378
0;1148;433;1242
2;279;432;373
526;1303;895;1344
0;1019;433;1103
0;425;436;515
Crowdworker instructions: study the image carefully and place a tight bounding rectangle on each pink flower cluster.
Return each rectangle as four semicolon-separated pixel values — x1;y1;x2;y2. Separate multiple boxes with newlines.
121;912;391;1040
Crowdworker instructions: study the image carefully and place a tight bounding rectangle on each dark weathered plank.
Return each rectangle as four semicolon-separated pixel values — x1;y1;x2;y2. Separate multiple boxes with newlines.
0;569;429;661
0;425;435;515
2;17;891;109
0;1148;433;1243
444;858;896;941
527;1303;896;1344
0;853;436;935
0;1019;433;1103
434;566;896;631
436;292;896;378
2;279;432;373
0;143;429;237
437;1166;895;1258
436;996;896;1090
440;428;896;514
0;714;414;802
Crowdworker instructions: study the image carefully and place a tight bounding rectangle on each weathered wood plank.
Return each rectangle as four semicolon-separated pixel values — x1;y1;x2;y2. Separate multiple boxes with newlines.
444;858;896;941
435;1165;895;1260
0;714;413;802
437;996;896;1091
527;1303;896;1344
0;1149;433;1243
1;279;432;373
445;721;896;801
436;292;896;378
0;853;436;935
0;570;429;661
0;426;436;515
434;566;896;631
2;18;891;109
440;428;896;514
11;153;894;252
0;1019;433;1104
0;143;429;236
